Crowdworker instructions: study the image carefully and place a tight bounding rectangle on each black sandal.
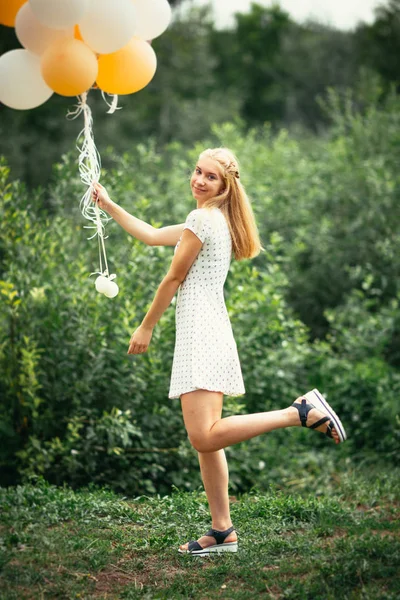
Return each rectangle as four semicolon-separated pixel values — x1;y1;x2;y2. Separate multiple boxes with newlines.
292;388;347;443
178;526;238;556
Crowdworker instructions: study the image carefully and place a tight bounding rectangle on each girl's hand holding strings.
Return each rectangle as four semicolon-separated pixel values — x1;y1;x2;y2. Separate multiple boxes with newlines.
91;182;113;212
127;325;153;355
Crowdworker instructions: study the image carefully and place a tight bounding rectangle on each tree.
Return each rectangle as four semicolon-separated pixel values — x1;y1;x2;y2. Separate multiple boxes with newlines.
355;0;400;88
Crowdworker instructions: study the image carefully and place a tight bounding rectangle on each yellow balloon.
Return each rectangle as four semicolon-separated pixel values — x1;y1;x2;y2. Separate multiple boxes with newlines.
41;38;98;97
0;0;27;27
97;38;156;95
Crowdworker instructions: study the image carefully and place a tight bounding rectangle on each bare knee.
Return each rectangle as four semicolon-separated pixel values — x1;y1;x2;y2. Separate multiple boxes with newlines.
187;432;213;453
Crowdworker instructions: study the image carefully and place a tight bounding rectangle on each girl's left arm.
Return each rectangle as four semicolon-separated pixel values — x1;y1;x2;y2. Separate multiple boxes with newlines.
127;229;203;354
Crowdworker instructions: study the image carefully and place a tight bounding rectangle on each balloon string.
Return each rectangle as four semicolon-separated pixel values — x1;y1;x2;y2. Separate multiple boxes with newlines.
67;91;111;277
101;91;122;114
96;201;109;276
97;225;103;275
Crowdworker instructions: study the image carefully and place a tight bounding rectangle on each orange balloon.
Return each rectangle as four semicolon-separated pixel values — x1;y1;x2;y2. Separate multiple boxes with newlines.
74;25;83;42
97;38;157;95
41;38;98;97
0;0;27;27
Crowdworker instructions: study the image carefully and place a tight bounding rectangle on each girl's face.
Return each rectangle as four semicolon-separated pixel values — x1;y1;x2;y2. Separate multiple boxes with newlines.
190;157;224;205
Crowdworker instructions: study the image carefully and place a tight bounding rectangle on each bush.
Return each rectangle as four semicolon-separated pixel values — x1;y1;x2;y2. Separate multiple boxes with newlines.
1;88;399;492
0;154;311;494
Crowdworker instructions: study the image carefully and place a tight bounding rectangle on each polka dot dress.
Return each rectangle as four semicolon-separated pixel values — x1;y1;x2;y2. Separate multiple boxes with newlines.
168;207;245;399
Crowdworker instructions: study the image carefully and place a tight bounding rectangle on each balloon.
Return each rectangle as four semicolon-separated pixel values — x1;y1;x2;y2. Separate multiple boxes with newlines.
132;0;171;40
41;38;98;96
79;0;137;55
97;38;156;95
95;275;109;294
0;49;53;110
95;276;119;298
103;280;119;298
0;0;26;27
16;3;73;56
29;0;89;30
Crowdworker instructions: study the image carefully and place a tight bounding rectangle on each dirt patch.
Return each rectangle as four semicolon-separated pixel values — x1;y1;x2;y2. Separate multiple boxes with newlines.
370;529;399;538
93;554;189;596
7;557;23;567
4;586;38;600
329;528;348;538
378;512;400;523
95;567;140;596
263;583;283;599
356;502;400;515
280;530;300;538
319;528;348;546
356;503;375;513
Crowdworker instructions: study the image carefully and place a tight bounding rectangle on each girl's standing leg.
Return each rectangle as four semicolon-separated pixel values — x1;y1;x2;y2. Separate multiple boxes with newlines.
179;392;237;551
198;449;232;530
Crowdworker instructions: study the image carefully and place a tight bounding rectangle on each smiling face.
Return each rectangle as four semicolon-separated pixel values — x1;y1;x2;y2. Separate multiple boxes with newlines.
190;157;225;206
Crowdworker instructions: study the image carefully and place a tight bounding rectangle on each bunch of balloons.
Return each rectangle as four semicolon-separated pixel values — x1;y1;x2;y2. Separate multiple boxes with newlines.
0;0;171;110
0;0;172;298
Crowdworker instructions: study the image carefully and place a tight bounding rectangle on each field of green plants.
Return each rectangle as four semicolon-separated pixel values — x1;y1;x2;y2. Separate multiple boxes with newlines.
1;471;399;599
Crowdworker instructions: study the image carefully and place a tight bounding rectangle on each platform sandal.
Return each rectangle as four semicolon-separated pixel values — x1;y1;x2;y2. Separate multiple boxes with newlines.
292;388;347;443
178;526;238;556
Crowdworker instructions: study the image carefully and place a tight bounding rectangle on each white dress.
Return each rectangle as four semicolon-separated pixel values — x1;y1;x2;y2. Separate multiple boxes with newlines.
168;207;246;399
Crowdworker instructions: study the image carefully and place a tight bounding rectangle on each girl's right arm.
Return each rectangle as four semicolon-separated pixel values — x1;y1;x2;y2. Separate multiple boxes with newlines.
92;182;184;247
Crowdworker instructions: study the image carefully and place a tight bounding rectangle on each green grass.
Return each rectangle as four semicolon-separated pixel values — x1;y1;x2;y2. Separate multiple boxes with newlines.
0;466;399;599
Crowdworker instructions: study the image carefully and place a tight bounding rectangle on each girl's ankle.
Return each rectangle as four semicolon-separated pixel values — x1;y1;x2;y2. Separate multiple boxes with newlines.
211;523;233;531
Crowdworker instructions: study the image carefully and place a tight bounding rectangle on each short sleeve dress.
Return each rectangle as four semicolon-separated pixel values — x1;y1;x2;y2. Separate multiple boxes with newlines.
168;207;245;399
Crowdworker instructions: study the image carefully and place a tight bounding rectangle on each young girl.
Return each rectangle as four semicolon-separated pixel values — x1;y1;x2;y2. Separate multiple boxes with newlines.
92;147;346;556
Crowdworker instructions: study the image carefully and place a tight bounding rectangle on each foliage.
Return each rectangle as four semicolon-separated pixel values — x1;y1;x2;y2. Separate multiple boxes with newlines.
355;0;400;88
0;470;399;598
286;85;400;337
0;146;313;493
1;88;400;493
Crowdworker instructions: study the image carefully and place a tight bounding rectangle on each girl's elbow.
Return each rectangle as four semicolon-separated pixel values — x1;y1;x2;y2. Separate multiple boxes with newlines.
166;271;185;285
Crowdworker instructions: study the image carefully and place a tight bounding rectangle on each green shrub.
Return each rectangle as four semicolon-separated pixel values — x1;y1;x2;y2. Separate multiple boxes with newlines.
1;88;400;493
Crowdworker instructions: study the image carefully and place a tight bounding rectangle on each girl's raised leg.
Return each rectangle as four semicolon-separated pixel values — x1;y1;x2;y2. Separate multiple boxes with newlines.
181;390;339;454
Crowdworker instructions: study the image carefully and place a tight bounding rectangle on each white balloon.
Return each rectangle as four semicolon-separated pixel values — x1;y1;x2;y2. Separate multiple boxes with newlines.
95;275;109;294
16;4;73;56
132;0;171;40
29;0;90;30
0;49;53;110
103;280;119;298
79;0;137;55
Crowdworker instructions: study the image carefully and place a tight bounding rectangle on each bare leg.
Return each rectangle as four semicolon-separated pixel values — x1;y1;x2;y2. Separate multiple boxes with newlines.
181;391;339;454
181;394;294;453
179;392;236;551
178;390;339;551
179;449;238;551
199;450;232;529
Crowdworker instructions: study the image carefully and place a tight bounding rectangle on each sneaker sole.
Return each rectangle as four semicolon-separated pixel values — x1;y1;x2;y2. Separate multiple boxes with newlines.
178;542;238;555
304;388;347;443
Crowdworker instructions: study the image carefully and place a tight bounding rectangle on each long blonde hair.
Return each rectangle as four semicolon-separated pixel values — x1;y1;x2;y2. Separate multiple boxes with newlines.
198;147;263;260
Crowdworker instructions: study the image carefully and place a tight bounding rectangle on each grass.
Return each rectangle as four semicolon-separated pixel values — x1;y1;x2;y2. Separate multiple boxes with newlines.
0;466;399;599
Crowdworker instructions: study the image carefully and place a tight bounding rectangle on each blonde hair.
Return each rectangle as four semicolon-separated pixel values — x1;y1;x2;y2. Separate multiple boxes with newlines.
198;147;264;260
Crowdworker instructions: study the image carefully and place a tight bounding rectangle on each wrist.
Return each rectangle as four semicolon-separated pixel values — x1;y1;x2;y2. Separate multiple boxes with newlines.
106;198;118;215
141;321;154;331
